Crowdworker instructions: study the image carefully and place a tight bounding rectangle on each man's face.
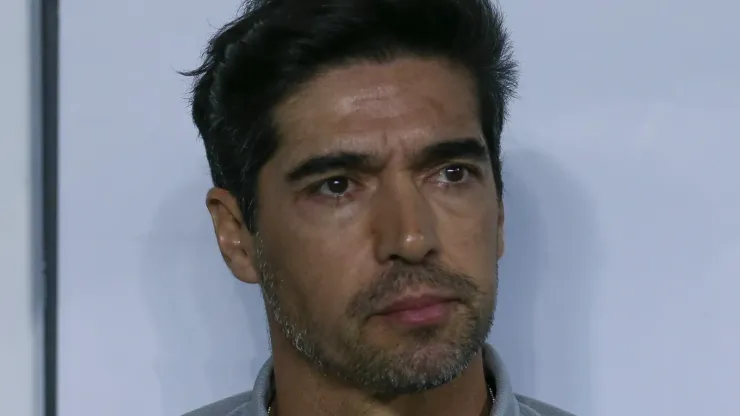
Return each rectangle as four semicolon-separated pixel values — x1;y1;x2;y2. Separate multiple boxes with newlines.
219;57;504;395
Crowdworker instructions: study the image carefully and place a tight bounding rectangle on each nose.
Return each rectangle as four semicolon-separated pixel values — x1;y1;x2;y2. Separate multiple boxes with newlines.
371;179;441;264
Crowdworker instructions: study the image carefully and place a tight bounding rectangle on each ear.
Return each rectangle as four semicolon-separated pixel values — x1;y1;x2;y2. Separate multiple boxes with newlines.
206;187;260;284
496;201;505;259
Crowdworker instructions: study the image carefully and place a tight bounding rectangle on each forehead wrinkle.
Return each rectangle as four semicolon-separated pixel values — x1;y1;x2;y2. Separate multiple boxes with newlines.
277;134;390;174
272;58;481;166
336;84;400;114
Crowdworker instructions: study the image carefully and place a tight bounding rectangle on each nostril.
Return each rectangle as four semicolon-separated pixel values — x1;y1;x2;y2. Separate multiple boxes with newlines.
388;254;404;263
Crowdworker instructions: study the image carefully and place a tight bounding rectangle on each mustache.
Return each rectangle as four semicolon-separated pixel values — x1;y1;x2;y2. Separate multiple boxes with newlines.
346;263;481;319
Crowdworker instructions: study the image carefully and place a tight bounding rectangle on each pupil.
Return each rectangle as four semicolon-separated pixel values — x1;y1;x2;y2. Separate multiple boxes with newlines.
445;166;464;182
327;177;348;194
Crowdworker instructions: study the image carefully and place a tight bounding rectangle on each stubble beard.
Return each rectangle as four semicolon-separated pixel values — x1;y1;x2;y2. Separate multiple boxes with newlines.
254;236;497;397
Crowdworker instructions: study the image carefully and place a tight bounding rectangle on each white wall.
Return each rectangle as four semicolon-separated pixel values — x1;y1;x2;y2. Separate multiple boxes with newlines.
58;1;740;415
0;0;44;415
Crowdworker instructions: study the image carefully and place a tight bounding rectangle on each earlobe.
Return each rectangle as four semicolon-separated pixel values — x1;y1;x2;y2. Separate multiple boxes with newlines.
206;188;260;284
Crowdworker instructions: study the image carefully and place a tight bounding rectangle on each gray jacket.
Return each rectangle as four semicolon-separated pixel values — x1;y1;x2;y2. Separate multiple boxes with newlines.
184;344;574;416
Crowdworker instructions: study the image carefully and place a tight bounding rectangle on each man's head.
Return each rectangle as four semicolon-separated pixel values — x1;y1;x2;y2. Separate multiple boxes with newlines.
185;0;517;398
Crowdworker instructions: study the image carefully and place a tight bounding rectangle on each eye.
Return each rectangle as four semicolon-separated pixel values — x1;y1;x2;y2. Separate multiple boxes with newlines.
316;176;353;196
436;164;473;184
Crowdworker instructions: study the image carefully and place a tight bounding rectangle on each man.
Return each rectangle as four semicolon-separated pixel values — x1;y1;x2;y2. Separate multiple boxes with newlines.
182;0;574;415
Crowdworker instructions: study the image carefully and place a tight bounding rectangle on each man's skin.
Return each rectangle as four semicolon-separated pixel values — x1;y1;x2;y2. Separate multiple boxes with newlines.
205;57;505;416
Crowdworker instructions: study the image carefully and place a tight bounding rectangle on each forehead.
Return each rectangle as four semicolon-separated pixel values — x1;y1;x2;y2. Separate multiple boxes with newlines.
272;57;481;160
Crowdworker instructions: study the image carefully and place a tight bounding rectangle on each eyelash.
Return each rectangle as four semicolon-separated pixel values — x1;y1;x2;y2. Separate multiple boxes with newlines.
435;163;482;185
307;163;482;201
308;176;358;199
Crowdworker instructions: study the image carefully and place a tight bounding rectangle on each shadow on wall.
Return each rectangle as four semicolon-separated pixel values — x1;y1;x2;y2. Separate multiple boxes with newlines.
491;147;598;415
138;176;271;416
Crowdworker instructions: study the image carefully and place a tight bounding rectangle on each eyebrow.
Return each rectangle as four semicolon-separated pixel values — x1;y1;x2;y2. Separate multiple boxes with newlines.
285;137;489;183
410;137;489;171
286;152;378;183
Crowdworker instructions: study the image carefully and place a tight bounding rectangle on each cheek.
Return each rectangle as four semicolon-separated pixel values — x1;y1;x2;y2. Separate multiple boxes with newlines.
435;196;500;278
260;203;375;318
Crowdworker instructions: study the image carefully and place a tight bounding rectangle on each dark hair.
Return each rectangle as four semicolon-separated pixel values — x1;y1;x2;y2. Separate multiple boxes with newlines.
183;0;518;230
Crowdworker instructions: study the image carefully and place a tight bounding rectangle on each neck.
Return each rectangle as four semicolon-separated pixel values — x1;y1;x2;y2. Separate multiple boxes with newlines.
268;330;492;416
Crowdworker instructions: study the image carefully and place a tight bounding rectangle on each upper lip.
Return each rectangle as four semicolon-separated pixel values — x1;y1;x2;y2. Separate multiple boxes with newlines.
376;291;459;314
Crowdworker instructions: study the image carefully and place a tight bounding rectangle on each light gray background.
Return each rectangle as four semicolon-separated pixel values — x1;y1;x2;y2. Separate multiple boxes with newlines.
59;0;740;415
0;0;44;415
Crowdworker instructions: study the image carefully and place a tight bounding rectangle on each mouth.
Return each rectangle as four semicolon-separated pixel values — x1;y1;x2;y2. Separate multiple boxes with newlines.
374;292;460;327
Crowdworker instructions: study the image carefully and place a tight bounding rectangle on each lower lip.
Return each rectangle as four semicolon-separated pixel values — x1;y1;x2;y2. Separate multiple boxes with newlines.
378;301;456;326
